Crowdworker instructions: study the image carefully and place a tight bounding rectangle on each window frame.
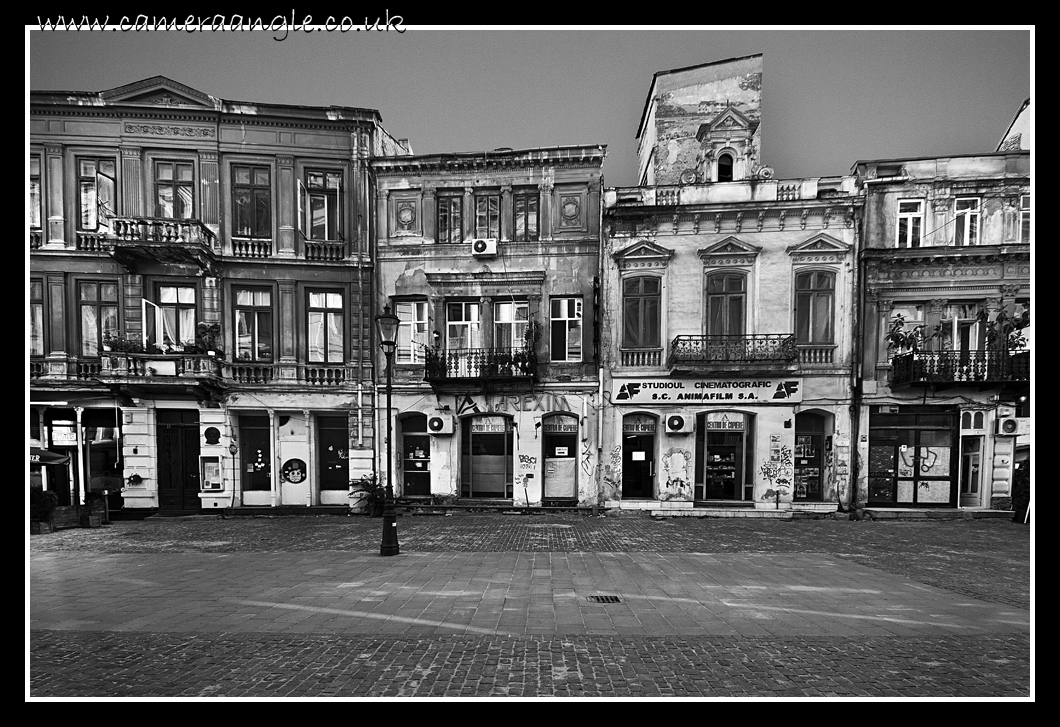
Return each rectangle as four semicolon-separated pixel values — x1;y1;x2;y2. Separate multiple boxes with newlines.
30;155;42;230
896;199;923;248
550;297;583;363
30;278;45;357
953;197;980;246
794;270;835;345
76;156;117;232
436;193;463;244
298;169;344;242
474;191;500;240
446;301;482;351
234;287;275;362
705;272;747;337
622;276;662;350
306;289;345;364
395;300;429;365
232;164;272;239
154;160;195;220
513;190;539;242
78;280;120;358
494;301;529;352
143;283;198;352
717;153;734;182
1020;194;1030;243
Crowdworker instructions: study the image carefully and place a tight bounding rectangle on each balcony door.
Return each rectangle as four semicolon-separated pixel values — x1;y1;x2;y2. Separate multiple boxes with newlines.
447;302;482;377
706;273;745;336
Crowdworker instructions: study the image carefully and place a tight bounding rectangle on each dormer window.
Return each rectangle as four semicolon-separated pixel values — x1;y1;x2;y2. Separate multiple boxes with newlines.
717;153;734;182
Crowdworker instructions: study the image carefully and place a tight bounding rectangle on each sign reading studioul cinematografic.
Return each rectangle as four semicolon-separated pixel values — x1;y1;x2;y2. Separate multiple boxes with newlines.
611;378;802;405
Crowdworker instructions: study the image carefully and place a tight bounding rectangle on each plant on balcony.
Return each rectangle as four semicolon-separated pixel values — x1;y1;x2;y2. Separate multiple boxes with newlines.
511;318;542;374
980;305;1030;352
102;333;145;353
885;314;929;354
186;322;224;357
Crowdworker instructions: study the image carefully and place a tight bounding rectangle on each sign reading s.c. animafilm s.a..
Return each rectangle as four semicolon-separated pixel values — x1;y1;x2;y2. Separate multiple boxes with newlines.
611;378;802;405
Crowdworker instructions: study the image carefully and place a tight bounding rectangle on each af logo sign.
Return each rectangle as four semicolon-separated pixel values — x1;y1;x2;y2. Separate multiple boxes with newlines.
772;381;800;399
615;383;641;401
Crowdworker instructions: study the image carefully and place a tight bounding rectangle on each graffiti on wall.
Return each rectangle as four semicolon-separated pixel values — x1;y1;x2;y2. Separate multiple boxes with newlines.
660;448;693;501
759;444;793;501
518;454;538;471
581;442;594;477
602;445;622;501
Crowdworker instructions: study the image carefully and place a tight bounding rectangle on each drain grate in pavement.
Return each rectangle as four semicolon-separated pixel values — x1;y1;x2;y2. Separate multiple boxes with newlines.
587;595;621;604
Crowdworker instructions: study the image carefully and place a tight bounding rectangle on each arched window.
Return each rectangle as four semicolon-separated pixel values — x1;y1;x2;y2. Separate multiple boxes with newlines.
795;271;835;344
717;153;734;182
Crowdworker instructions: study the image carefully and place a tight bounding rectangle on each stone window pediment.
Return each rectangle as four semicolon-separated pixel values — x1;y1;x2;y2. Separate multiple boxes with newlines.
696;236;761;267
100;76;215;108
786;233;851;263
613;239;674;270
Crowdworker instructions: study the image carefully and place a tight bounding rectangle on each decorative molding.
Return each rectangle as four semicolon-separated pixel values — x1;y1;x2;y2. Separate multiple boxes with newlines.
277;156;294;167
786;233;852;260
123;123;215;138
613;239;675;270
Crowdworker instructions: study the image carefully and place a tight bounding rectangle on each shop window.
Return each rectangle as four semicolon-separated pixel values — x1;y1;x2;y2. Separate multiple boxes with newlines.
461;416;513;498
78;158;116;231
307;291;344;363
401;414;431;497
695;412;754;501
317;415;349;491
234;288;273;362
79;281;119;357
232;165;271;238
154;160;194;219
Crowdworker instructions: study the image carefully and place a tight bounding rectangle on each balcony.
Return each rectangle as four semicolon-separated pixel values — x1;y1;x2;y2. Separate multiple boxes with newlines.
95;352;224;401
669;334;798;377
425;347;538;387
107;216;220;275
222;361;356;387
620;348;663;367
890;350;1030;388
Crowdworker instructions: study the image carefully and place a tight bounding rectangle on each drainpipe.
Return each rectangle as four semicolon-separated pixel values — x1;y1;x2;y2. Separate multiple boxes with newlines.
846;196;866;514
75;406;85;505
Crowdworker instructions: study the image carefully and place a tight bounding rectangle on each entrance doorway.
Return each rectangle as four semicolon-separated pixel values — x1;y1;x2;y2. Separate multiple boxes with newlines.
794;412;825;501
868;409;956;507
238;414;272;503
959;435;983;508
622;414;656;498
694;412;751;500
461;416;513;498
401;414;431;497
157;409;200;511
542;414;578;500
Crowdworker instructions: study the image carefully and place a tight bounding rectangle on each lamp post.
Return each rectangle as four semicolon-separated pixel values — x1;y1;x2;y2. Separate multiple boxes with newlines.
376;304;401;557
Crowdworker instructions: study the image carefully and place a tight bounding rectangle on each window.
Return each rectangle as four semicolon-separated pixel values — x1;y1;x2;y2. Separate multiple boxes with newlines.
622;277;661;349
717;153;734;182
1020;194;1030;243
144;285;196;351
30;156;41;229
437;194;462;243
299;170;343;241
494;301;529;351
78;158;116;231
446;302;482;350
79;281;119;357
706;273;746;336
475;192;500;239
396;300;429;364
233;165;271;237
154;161;194;219
30;280;44;356
234;288;273;361
308;292;344;363
954;197;980;246
550;297;582;362
795;271;835;344
514;191;539;241
896;200;923;248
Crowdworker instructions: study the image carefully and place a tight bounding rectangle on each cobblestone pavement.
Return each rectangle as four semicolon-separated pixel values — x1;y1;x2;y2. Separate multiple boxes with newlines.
29;514;1032;699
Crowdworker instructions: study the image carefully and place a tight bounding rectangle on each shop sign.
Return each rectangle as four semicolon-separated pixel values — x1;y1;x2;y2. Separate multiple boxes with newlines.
612;378;802;404
50;421;78;443
543;418;578;433
622;415;656;433
470;416;510;433
705;412;745;430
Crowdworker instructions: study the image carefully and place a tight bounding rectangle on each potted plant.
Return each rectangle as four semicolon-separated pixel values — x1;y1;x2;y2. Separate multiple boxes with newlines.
348;472;387;517
30;485;59;534
195;322;224;358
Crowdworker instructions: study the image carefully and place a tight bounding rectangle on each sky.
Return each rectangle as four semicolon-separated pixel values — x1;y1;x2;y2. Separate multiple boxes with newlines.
27;26;1032;187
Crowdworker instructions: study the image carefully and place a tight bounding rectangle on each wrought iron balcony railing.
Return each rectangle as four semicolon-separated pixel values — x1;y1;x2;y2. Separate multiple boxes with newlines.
670;334;798;366
425;347;538;383
890;349;1030;387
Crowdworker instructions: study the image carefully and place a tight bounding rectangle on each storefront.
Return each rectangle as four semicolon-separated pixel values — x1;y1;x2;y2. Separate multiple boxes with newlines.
30;405;124;509
867;407;957;507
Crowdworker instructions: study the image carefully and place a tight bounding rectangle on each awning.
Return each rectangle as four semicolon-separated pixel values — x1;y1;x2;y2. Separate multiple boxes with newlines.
30;447;70;466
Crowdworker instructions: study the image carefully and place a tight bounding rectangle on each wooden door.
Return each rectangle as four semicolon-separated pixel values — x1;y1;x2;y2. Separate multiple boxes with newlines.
157;409;200;511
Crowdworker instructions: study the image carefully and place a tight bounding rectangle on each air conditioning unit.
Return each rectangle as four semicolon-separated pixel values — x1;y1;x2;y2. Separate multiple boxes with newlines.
665;414;694;434
427;415;454;435
996;417;1030;436
471;238;497;258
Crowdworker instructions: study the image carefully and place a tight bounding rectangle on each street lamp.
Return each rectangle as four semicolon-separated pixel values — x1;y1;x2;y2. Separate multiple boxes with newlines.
376;304;401;557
